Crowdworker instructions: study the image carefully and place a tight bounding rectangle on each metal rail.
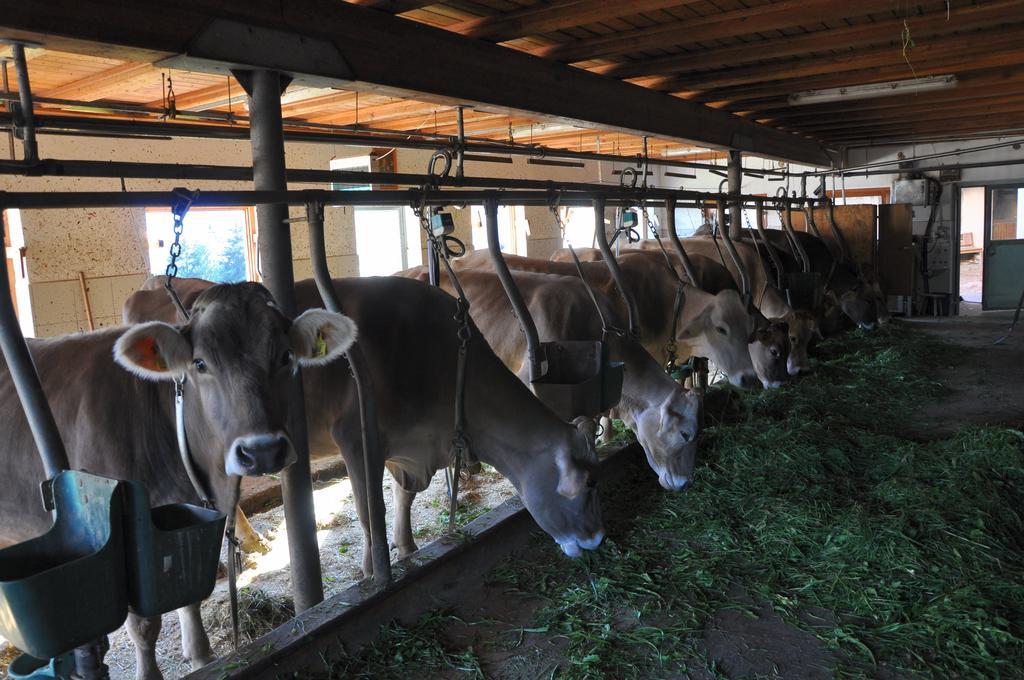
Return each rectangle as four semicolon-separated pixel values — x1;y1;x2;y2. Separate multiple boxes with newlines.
0;188;809;210
0;158;799;196
0;113;790;177
664;196;699;285
592;197;641;337
305;202;391;583
0;204;68;480
484;196;543;382
714;202;750;298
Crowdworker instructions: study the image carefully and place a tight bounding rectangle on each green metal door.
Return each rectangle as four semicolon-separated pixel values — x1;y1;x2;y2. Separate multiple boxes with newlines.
983;185;1024;310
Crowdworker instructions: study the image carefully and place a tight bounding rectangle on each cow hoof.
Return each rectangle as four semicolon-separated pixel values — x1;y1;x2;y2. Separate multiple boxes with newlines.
188;653;216;671
241;532;272;555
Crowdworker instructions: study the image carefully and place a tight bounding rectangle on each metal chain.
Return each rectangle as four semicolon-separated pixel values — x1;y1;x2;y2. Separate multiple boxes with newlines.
164;188;197;321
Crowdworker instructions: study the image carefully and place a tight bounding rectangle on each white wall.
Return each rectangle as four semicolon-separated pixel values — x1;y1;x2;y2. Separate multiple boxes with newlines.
1;132;623;336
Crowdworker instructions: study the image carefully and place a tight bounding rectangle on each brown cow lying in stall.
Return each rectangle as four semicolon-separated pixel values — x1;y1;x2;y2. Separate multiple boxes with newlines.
570;246;819;377
397;265;700;490
1;283;358;680
455;251;786;389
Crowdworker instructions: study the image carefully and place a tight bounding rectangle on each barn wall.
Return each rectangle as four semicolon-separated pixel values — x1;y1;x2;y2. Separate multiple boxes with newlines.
2;132;614;337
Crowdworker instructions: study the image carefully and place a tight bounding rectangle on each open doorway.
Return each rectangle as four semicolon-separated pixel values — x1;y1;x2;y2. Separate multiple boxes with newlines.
145;207;256;282
958;187;985;307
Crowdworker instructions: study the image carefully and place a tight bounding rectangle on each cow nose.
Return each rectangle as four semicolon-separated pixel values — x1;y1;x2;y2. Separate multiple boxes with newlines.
578;529;605;551
681;429;694;443
660;472;691;491
859;321;878;331
227;433;294;476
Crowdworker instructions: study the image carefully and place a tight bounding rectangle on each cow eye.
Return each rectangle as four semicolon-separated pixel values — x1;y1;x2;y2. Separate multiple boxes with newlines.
770;347;780;358
193;358;208;374
717;326;728;335
790;336;798;343
281;349;295;367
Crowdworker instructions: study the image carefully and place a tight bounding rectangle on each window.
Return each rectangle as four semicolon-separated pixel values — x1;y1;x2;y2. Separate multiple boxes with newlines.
990;187;1024;241
329;156;372;191
471;205;525;254
560;207;597;249
828;187;891;206
674;207;708;236
355;206;422;276
146;207;255;282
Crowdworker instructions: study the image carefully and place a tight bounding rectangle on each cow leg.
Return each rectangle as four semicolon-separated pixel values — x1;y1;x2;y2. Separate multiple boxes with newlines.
177;603;215;669
392;483;419;558
126;613;163;680
339;444;375;578
235;507;270;555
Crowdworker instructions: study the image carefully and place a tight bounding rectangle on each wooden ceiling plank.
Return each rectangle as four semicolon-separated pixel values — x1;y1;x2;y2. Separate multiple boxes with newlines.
654;25;1024;92
532;0;901;63
593;0;1020;80
0;0;829;164
345;0;442;14
446;0;705;42
690;47;1024;105
42;60;153;100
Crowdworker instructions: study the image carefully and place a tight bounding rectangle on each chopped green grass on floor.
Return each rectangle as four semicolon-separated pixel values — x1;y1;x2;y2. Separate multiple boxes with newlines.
311;323;1024;679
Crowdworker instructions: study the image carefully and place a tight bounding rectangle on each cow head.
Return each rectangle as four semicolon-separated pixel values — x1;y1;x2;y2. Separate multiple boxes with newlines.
782;310;821;376
522;417;604;558
632;387;700;490
831;287;879;331
687;288;760;390
114;283;356;492
748;320;791;389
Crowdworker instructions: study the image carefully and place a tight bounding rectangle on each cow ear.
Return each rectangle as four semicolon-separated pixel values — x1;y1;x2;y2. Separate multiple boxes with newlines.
555;454;592;499
290;309;357;367
114;322;192;381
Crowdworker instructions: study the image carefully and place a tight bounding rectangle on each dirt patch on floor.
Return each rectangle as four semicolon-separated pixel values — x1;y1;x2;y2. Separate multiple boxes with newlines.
92;467;515;680
903;312;1024;438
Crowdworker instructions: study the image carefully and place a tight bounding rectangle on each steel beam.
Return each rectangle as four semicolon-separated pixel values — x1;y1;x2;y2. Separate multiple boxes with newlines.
241;68;324;614
0;0;831;166
727;149;742;241
0;113;789;176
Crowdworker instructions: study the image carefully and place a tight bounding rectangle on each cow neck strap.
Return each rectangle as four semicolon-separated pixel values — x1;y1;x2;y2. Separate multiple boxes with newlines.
665;281;686;375
175;375;241;647
173;376;214;509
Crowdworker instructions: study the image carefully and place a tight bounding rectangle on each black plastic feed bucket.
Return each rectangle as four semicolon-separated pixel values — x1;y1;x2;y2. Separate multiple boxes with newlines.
0;471;128;660
122;481;226;618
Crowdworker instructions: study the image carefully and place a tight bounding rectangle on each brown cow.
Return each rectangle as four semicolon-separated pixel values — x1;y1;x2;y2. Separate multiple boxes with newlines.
554;247;798;383
2;283;357;680
455;251;763;390
124;276;606;559
398;265;700;490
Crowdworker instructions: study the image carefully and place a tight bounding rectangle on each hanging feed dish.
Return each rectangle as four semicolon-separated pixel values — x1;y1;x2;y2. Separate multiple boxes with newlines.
0;471;127;661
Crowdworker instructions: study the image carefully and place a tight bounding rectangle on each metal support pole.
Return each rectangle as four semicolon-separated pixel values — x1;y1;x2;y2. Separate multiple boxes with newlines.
11;44;38;163
484;196;543;382
305;203;391;582
0;206;69;480
243;68;323;613
592;197;641;336
1;60;15;160
455;107;465;179
727;150;742;241
664;196;699;285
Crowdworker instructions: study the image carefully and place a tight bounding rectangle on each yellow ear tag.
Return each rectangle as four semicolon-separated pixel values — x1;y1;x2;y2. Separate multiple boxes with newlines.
315;330;328;358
